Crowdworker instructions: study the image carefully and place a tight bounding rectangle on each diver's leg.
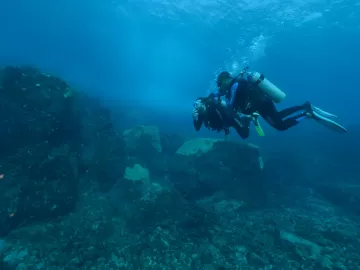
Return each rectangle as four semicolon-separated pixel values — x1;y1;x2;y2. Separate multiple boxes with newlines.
259;99;307;131
279;101;321;119
278;105;306;118
232;115;251;139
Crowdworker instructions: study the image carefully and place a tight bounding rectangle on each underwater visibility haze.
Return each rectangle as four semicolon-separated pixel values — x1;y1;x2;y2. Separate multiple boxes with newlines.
1;0;360;131
0;0;360;269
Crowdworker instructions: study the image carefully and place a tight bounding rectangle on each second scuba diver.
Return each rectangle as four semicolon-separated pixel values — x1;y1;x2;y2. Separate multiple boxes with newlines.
192;96;261;139
212;67;347;133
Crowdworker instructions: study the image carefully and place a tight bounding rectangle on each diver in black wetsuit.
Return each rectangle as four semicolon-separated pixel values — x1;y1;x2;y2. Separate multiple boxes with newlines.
213;71;314;131
192;96;253;139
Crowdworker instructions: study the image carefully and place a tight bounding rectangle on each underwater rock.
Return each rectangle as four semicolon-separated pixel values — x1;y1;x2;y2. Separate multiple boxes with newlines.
109;161;214;240
0;66;86;236
0;143;79;237
68;92;126;192
121;125;164;179
0;193;121;269
1;64;359;269
314;183;360;215
109;161;196;236
110;163;153;202
122;125;162;154
124;163;150;184
159;133;185;155
0;128;359;269
0;65;123;235
3;189;359;270
170;138;266;207
79;128;126;192
175;138;218;156
0;66;80;159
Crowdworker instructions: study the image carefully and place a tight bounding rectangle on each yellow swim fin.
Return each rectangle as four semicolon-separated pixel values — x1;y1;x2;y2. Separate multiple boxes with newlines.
254;124;265;136
252;113;265;136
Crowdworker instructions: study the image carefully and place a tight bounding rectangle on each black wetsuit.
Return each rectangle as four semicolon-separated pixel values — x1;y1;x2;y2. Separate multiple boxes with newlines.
225;78;308;131
193;98;251;139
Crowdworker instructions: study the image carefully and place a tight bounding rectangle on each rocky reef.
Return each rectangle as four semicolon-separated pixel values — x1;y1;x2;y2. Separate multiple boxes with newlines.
0;66;359;270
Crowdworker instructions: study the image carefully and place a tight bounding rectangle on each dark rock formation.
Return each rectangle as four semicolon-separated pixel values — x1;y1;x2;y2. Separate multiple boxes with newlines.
0;142;79;237
0;66;80;158
170;138;266;208
0;65;359;270
315;183;360;215
0;66;124;236
0;66;81;237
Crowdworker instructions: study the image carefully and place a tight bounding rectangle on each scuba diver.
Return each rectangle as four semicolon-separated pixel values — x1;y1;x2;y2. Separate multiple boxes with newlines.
212;67;347;133
192;96;261;139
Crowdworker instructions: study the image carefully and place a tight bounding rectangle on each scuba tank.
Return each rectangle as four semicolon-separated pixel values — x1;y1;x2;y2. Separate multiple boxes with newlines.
236;67;286;103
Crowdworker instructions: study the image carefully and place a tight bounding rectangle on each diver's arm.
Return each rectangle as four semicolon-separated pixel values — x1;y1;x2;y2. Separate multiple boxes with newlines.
218;102;251;139
210;92;222;98
202;93;221;105
226;83;239;109
226;78;250;111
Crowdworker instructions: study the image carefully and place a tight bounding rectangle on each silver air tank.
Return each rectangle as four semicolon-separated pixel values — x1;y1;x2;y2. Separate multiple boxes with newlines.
247;71;286;103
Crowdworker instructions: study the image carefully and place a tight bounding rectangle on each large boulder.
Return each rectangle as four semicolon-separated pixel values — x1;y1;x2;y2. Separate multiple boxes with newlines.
72;93;127;192
107;160;219;242
314;183;360;215
0;66;80;159
159;133;185;156
0;143;79;237
122;125;162;154
0;66;84;237
261;126;360;191
108;162;190;232
121;125;167;179
169;138;266;208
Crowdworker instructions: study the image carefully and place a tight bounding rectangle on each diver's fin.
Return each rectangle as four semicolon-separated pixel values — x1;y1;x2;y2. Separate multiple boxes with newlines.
254;124;265;136
252;113;265;136
311;105;339;119
312;111;347;133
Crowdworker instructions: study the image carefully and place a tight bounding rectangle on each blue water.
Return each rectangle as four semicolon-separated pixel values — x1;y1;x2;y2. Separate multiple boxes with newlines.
1;0;359;137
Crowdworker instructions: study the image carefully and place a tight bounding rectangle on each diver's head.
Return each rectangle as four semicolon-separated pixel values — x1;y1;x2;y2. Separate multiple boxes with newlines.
216;71;233;95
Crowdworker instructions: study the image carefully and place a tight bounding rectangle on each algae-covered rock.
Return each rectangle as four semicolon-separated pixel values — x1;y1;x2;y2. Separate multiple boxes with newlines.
170;138;266;208
122;125;162;153
124;164;150;184
75;93;126;192
109;163;196;235
0;143;79;237
0;65;80;159
3;64;360;270
175;138;218;156
0;66;85;236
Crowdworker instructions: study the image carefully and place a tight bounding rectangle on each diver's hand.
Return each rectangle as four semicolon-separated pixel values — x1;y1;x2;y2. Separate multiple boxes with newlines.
193;100;206;121
192;106;205;119
237;113;251;119
219;100;227;107
238;112;259;120
192;108;199;120
194;103;206;113
251;112;260;121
